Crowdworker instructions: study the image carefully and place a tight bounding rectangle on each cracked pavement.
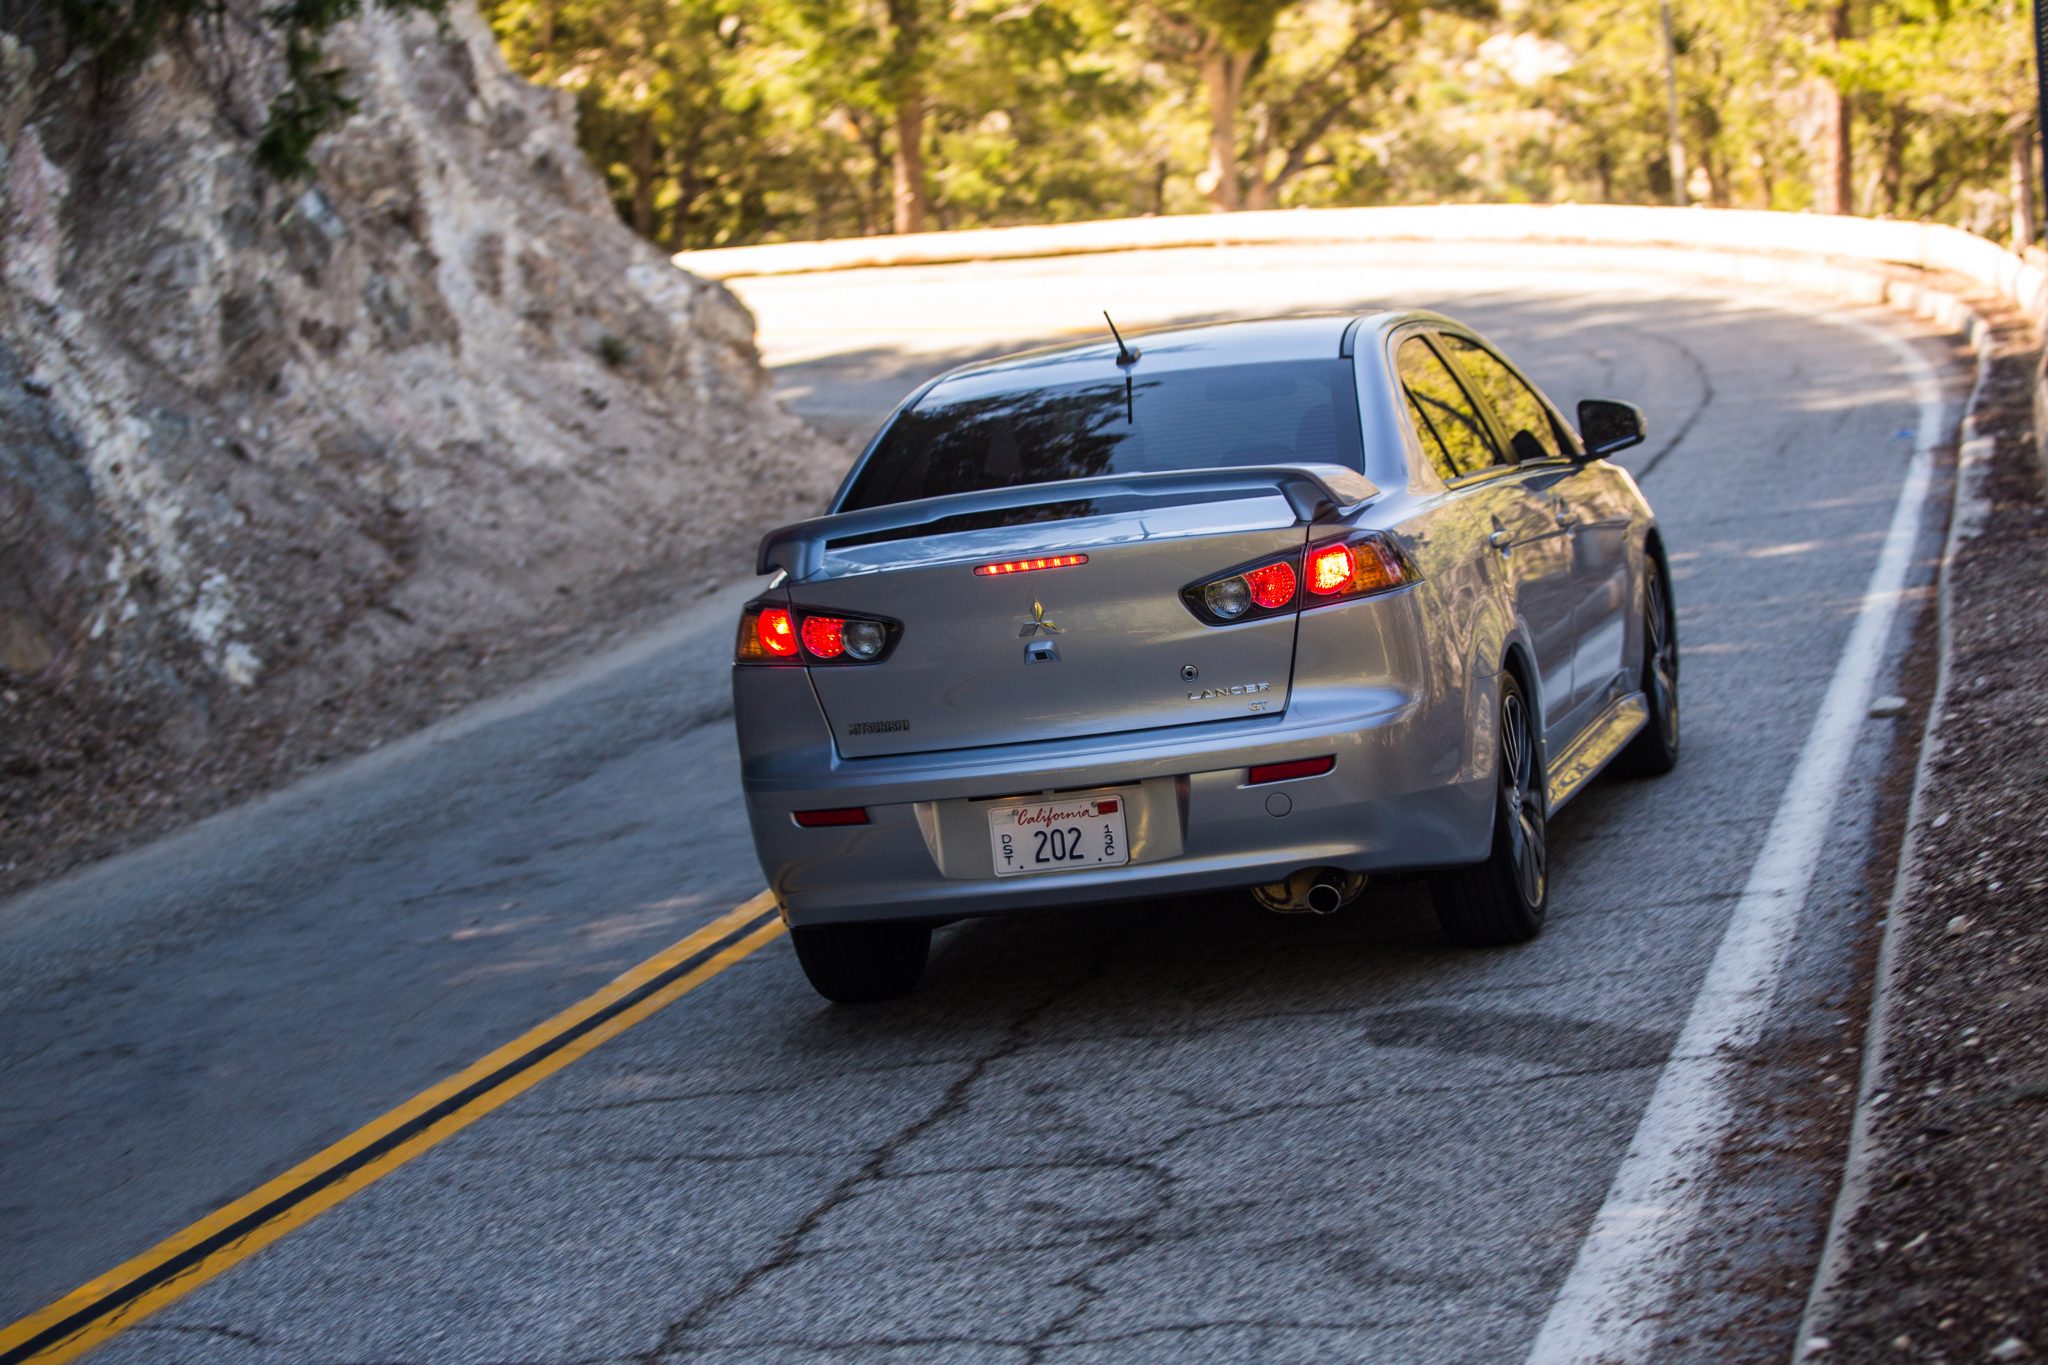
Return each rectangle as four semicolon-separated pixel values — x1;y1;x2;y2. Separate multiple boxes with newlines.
0;246;1963;1361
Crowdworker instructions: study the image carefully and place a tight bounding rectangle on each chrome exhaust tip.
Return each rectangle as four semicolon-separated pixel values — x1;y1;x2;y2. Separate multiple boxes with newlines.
1253;867;1367;915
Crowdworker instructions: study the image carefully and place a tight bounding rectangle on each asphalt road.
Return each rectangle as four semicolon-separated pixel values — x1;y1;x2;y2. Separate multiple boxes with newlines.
0;244;1961;1361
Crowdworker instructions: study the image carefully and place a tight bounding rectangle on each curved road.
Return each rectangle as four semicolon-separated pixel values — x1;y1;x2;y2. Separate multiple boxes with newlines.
0;244;1961;1362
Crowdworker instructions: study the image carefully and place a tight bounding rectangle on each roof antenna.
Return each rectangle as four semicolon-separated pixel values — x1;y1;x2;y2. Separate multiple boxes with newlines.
1103;311;1140;367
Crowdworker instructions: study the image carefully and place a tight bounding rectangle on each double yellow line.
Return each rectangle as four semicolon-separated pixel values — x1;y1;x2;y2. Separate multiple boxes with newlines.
0;894;785;1363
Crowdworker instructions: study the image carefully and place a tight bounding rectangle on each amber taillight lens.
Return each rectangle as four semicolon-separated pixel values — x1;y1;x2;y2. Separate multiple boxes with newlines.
737;603;799;662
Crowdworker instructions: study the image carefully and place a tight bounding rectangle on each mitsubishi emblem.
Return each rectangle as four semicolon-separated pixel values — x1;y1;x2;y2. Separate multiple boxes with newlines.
1018;600;1064;638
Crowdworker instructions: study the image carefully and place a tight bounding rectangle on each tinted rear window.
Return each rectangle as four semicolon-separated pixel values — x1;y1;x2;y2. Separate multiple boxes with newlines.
839;359;1363;511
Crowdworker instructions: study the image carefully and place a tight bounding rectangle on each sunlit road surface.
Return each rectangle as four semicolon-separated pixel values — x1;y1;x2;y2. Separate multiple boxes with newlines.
0;243;1961;1361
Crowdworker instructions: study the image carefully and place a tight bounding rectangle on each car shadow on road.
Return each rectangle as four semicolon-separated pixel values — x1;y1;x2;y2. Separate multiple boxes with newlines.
785;880;1492;1042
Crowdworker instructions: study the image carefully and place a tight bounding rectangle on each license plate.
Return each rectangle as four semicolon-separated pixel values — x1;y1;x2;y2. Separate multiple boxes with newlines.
987;794;1130;877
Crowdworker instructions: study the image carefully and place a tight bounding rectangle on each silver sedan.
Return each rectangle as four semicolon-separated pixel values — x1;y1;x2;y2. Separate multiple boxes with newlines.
732;312;1679;1001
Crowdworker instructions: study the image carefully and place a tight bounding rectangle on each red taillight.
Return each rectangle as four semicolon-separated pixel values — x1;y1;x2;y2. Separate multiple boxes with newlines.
1186;535;1416;628
1302;535;1418;605
974;554;1088;577
739;603;892;665
1244;561;1297;609
1248;755;1335;785
1307;543;1356;596
801;615;846;659
756;606;797;658
793;807;870;827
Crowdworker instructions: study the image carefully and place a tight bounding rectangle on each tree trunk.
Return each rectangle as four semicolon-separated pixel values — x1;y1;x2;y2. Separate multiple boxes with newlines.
1879;107;1907;215
630;112;657;239
892;96;927;234
887;0;929;235
1817;1;1852;213
1203;47;1250;212
1659;0;1686;206
855;114;890;237
667;129;703;251
2013;119;2037;249
1243;104;1275;211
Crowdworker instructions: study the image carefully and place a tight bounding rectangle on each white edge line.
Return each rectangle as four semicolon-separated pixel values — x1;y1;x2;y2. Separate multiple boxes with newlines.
1523;314;1948;1365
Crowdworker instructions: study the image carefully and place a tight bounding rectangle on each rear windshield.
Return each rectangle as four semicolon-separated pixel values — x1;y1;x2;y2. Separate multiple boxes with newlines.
839;359;1363;511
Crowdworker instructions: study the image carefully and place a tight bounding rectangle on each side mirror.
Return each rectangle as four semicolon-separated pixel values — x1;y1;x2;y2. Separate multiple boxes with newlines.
1576;399;1647;458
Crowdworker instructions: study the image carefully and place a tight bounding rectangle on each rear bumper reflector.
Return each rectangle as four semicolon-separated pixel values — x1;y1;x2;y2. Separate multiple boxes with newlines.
1247;755;1336;785
793;807;871;828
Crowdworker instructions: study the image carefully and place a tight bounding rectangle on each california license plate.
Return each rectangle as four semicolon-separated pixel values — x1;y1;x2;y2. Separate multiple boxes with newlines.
987;794;1130;877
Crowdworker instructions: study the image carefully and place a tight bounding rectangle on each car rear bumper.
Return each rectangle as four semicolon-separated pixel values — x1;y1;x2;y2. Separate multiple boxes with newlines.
739;680;1493;926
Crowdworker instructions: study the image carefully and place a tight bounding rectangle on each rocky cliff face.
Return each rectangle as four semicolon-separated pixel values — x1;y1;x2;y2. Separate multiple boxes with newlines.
0;9;844;887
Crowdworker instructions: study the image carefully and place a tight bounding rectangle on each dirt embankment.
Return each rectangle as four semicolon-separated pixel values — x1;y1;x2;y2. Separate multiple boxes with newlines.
0;8;846;894
1805;314;2048;1362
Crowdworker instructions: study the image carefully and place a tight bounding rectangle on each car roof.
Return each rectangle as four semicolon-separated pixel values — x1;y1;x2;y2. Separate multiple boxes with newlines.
920;312;1457;404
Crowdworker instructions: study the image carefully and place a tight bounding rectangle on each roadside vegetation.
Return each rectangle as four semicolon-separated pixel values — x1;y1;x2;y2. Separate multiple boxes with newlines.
476;0;2043;250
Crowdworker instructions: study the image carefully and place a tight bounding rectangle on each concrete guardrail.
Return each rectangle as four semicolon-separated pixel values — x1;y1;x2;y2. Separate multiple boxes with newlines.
676;204;2046;480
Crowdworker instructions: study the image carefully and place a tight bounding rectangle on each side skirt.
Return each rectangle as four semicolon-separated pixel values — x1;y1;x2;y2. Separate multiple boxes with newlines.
1547;692;1650;816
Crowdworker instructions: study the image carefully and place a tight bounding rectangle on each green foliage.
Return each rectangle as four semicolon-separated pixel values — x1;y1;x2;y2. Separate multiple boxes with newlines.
49;0;447;180
255;36;359;178
489;0;2039;247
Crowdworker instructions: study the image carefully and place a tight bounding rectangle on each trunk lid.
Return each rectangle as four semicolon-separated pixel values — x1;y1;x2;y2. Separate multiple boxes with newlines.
800;495;1306;758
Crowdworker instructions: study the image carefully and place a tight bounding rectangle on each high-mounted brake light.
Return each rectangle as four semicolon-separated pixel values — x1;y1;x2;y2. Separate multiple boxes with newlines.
1248;755;1336;785
974;554;1088;577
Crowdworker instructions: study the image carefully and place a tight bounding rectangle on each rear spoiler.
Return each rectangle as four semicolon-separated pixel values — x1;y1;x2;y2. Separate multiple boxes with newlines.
757;464;1379;581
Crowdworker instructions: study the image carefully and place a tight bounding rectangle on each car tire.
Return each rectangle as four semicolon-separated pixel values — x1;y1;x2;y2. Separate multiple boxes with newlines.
790;921;931;1003
1612;555;1680;778
1431;671;1548;946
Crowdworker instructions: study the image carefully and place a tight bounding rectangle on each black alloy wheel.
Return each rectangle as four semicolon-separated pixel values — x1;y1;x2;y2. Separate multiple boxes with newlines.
1614;557;1680;777
1431;670;1549;946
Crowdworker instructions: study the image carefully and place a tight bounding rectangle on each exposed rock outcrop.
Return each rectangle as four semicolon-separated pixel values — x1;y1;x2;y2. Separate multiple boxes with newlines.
0;10;844;888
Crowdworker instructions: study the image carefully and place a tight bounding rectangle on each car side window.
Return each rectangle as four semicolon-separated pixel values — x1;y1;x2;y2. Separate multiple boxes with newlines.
1403;393;1458;487
1396;337;1501;479
1440;334;1564;464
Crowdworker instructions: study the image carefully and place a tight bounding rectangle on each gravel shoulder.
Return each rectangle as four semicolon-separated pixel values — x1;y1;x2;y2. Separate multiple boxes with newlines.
1803;306;2048;1362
